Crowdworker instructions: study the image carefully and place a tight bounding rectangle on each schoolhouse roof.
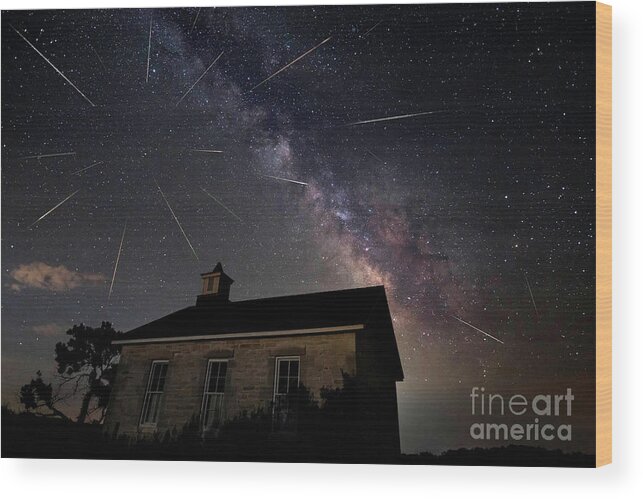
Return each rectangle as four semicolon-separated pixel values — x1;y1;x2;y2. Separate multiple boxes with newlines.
117;284;402;380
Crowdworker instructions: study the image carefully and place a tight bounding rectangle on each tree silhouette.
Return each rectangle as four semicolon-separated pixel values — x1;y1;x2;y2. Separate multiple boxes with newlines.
19;322;122;423
19;371;71;421
55;322;121;423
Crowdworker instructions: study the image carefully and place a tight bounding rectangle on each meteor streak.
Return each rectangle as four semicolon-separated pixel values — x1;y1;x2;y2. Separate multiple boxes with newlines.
451;315;504;344
146;16;153;83
19;151;76;160
72;161;103;175
344;110;442;126
360;21;382;38
249;36;332;92
154;179;199;261
264;174;308;186
189;8;201;33
10;25;95;106
191;149;223;154
201;188;243;222
524;273;539;318
29;190;79;228
366;149;386;164
90;44;108;73
176;51;224;106
108;222;127;300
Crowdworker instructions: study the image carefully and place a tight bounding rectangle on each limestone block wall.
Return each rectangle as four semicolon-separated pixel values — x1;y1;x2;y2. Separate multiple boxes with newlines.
104;332;357;437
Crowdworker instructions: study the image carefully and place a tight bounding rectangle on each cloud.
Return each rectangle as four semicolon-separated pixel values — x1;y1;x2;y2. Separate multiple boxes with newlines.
9;262;105;292
32;323;66;337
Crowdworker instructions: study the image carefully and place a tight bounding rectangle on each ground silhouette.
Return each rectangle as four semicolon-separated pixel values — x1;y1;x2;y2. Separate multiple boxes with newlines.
2;403;593;466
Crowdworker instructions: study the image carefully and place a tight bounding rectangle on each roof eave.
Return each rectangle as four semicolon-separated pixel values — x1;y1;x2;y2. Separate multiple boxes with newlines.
113;323;365;345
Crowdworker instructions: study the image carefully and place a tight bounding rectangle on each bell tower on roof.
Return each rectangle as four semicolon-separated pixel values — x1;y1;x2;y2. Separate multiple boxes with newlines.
197;262;233;305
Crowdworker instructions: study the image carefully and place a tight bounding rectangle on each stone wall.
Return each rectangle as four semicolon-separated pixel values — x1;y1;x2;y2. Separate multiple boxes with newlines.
105;332;357;437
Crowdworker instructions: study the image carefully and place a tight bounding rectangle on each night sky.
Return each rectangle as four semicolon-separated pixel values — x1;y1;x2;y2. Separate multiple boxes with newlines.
1;3;596;454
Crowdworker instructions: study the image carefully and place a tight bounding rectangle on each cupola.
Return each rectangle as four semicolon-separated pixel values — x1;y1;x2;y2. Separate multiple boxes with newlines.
196;263;233;305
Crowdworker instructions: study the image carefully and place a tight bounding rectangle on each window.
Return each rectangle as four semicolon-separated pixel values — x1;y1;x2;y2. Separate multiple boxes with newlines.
140;361;168;426
202;275;220;294
201;360;228;431
274;357;300;396
273;357;300;429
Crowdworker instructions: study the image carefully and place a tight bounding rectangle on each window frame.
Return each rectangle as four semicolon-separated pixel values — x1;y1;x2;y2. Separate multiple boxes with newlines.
272;356;301;402
202;274;220;294
139;360;169;428
200;359;229;431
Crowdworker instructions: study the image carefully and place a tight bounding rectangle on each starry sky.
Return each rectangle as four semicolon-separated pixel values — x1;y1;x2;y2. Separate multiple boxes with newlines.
1;3;596;454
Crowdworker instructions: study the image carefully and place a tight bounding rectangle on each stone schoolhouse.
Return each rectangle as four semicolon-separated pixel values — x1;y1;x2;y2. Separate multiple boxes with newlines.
105;263;404;455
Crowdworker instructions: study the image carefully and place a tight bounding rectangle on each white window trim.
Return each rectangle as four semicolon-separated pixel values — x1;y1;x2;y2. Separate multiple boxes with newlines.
200;359;229;430
272;356;301;404
139;360;169;428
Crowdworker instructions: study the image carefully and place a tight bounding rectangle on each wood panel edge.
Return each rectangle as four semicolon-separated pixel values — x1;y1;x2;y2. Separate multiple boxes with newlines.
595;1;612;468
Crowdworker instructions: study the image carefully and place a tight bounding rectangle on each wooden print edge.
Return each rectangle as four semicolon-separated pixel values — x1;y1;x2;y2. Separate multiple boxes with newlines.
595;1;612;468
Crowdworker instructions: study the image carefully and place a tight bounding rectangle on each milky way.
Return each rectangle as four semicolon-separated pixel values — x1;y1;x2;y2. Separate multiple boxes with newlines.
1;4;596;453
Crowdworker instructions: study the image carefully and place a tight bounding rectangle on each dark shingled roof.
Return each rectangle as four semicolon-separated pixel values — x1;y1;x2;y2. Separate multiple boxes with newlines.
120;285;404;381
122;285;392;340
